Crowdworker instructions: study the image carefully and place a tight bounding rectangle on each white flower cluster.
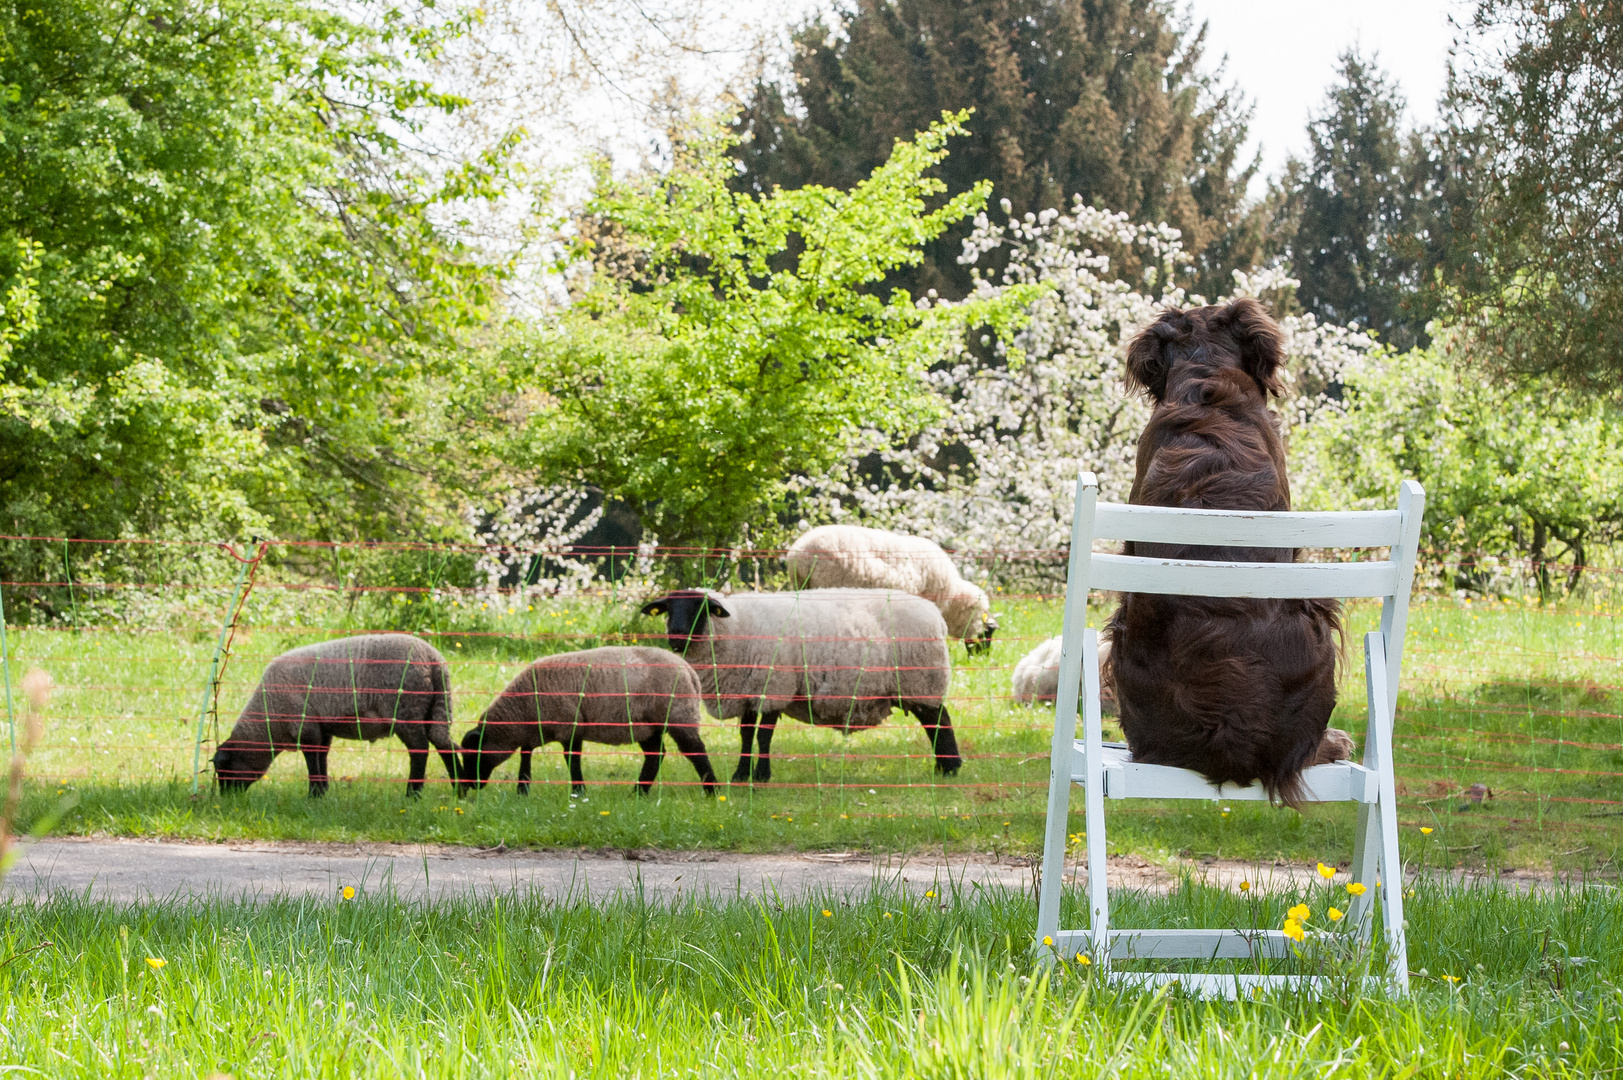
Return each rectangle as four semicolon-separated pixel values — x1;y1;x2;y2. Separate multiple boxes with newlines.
470;486;605;601
801;196;1373;587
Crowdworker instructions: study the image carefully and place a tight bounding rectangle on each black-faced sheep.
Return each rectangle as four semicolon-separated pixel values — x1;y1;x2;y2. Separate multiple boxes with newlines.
640;588;958;784
212;634;457;796
458;646;717;796
786;525;997;655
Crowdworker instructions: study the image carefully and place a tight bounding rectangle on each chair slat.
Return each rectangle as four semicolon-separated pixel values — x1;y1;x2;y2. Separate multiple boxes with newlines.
1072;743;1377;803
1090;554;1398;598
1094;503;1401;548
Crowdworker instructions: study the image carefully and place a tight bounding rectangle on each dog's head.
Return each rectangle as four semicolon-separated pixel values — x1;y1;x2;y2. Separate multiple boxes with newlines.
1124;297;1286;405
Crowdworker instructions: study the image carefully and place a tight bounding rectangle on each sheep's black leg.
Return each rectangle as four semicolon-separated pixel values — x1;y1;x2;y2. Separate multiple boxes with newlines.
404;740;430;797
565;734;586;796
516;747;533;795
635;734;665;795
669;725;718;796
908;702;962;775
752;712;779;783
302;738;332;798
731;708;757;784
429;732;461;790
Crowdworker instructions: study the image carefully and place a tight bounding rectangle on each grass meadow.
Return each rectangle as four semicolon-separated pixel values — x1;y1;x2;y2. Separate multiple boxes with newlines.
1;877;1620;1076
6;587;1623;872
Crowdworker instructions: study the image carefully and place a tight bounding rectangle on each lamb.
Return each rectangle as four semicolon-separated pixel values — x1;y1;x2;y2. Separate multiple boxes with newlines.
458;646;717;796
212;634;458;796
786;525;997;654
640;588;958;783
1010;636;1117;715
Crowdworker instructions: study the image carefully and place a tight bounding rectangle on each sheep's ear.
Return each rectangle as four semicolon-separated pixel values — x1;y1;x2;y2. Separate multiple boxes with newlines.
702;596;732;619
1217;297;1286;397
1125;311;1181;401
640;598;671;616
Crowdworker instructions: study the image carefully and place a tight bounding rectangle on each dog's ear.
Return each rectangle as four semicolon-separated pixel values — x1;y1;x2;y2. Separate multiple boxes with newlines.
1124;310;1185;401
1217;297;1286;397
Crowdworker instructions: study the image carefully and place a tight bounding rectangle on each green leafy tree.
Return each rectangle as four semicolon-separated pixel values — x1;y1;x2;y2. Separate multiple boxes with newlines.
511;113;1036;556
731;0;1260;300
0;0;513;567
1295;342;1623;597
1442;0;1623;384
1267;51;1441;351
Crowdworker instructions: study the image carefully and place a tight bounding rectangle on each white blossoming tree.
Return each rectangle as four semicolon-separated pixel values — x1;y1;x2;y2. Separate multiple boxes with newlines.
800;196;1374;588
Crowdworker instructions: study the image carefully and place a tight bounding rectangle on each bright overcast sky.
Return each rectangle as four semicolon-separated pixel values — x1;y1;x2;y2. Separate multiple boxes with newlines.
1189;0;1465;186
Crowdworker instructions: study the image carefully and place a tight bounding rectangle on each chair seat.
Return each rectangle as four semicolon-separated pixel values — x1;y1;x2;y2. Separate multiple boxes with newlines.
1071;741;1377;803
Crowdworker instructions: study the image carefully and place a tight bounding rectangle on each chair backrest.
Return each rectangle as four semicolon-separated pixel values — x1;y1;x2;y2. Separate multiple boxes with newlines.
1068;473;1426;722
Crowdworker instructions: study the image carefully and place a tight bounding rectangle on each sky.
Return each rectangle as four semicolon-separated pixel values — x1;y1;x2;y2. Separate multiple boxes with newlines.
1188;0;1465;185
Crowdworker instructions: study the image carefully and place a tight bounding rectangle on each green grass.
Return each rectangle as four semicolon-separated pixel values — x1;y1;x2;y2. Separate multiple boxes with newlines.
7;593;1623;871
1;879;1619;1076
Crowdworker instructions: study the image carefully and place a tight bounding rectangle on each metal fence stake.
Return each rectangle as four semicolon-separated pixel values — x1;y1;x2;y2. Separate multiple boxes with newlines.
190;548;255;795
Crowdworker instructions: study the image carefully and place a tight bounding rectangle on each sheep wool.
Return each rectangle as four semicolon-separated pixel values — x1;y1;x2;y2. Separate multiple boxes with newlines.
786;525;994;645
1010;635;1116;711
213;634;456;795
460;646;716;795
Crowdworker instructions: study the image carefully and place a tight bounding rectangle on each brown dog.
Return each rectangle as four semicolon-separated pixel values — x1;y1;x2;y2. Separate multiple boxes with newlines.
1103;298;1352;806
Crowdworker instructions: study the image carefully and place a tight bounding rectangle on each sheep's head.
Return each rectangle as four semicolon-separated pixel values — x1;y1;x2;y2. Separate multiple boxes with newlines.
964;612;997;656
213;740;273;793
458;724;505;792
640;590;731;657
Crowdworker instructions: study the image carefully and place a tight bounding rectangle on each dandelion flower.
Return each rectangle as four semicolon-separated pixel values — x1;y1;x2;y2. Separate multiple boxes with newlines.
1287;903;1311;922
1420;826;1433;835
718;795;726;802
146;958;166;971
599;810;610;817
1317;862;1336;880
340;886;355;901
1281;919;1305;943
1239;880;1251;893
1042;935;1054;946
822;910;832;918
1346;882;1368;897
1327;907;1344;922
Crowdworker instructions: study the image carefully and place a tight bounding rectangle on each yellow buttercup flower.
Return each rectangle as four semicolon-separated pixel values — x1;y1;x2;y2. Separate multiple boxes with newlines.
1287;903;1310;922
1317;862;1336;880
1239;880;1251;892
926;890;936;899
599;811;610;816
341;886;355;901
1075;953;1091;966
1346;882;1368;897
1043;935;1054;947
1327;907;1344;922
1281;919;1305;943
146;958;166;971
1420;827;1433;835
822;910;832;918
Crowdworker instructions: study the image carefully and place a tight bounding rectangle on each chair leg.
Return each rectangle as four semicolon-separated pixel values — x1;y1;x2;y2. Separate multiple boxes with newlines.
1079;630;1110;972
1360;630;1410;993
1035;641;1082;965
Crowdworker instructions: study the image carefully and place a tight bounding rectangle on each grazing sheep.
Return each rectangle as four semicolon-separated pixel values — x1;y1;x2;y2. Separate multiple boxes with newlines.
212;634;457;796
786;525;997;655
1010;636;1117;715
640;588;958;783
1107;298;1349;806
458;646;717;796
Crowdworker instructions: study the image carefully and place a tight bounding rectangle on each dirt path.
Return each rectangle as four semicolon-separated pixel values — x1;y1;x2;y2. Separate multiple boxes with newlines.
1;837;1573;904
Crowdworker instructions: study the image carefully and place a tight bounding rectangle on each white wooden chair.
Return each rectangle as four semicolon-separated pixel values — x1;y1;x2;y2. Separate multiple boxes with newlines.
1033;472;1425;997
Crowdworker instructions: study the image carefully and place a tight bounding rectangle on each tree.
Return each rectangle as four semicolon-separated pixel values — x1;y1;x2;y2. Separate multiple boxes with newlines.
802;199;1371;588
0;0;514;566
1442;0;1623;384
730;0;1260;301
1294;341;1623;598
508;113;1036;556
1267;51;1441;352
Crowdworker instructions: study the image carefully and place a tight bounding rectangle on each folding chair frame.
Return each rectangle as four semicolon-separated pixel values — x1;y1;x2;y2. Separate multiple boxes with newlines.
1033;473;1425;997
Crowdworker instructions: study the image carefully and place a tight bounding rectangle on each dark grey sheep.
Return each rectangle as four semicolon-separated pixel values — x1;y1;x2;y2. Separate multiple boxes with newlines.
458;646;717;796
212;634;457;796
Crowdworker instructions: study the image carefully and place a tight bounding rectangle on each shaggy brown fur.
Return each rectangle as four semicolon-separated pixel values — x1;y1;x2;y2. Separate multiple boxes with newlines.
1102;298;1350;806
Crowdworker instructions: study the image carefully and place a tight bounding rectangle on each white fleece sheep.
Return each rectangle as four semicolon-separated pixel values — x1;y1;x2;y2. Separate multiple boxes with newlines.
640;588;958;783
785;525;996;652
1011;635;1116;712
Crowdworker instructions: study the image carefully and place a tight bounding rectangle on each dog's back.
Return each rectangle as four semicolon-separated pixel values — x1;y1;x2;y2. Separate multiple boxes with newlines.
1104;299;1342;805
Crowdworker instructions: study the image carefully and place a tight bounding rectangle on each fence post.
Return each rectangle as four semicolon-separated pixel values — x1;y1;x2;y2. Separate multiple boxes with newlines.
0;579;14;756
190;546;256;795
